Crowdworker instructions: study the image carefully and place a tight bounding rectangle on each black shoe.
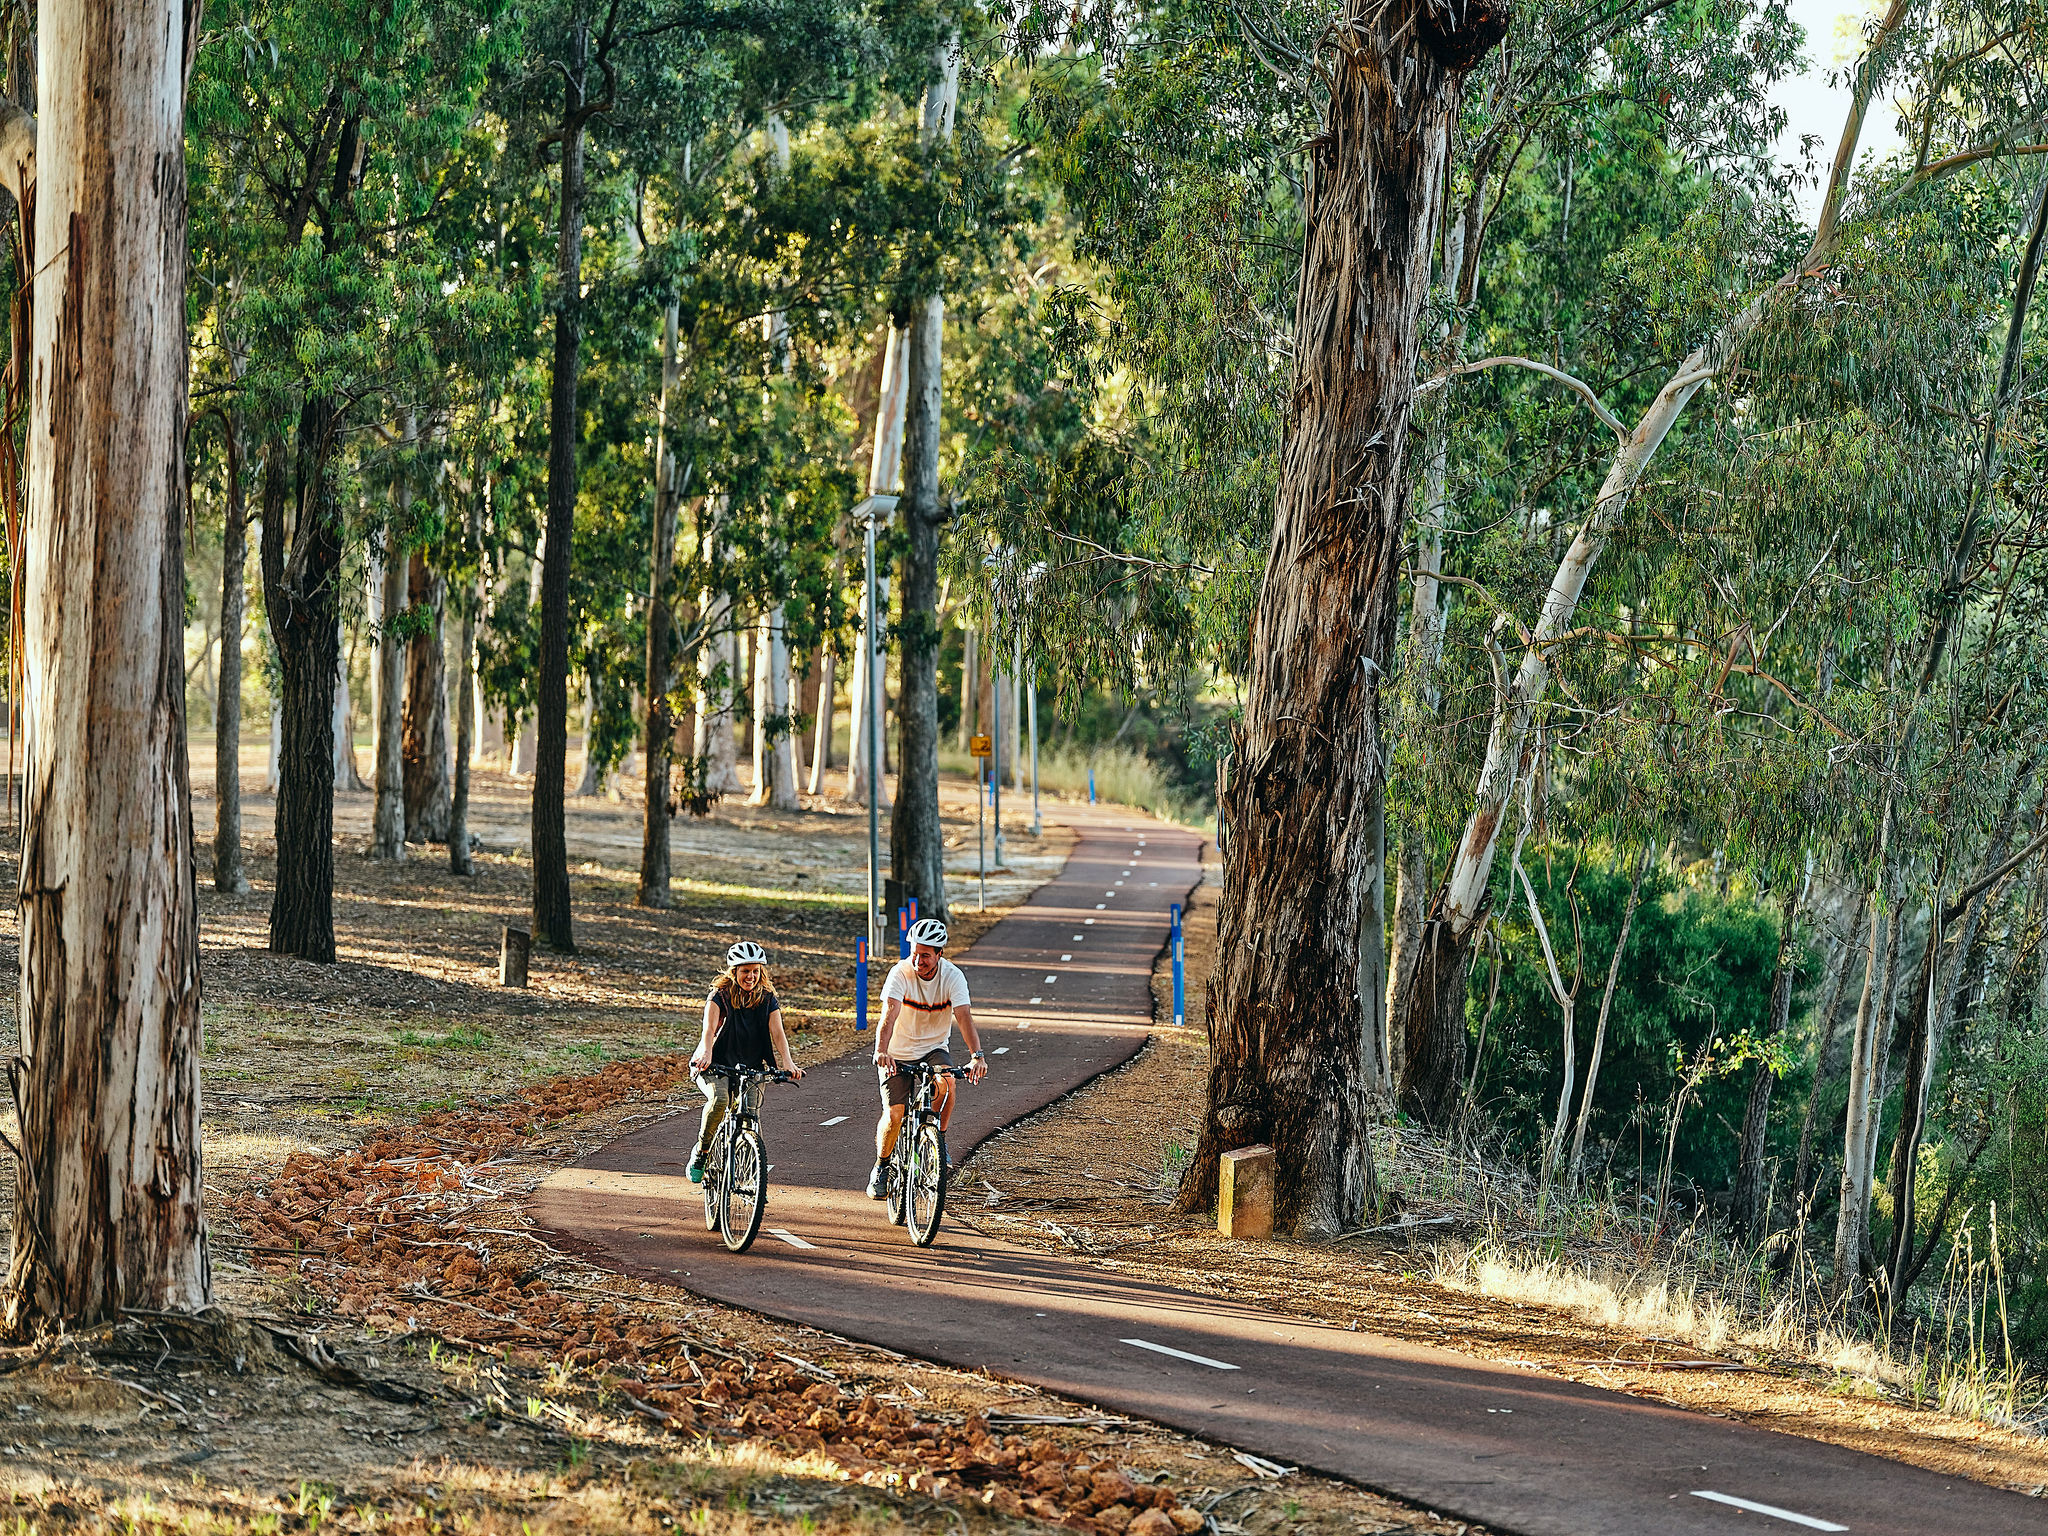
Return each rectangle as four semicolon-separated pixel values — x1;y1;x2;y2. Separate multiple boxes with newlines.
865;1162;887;1200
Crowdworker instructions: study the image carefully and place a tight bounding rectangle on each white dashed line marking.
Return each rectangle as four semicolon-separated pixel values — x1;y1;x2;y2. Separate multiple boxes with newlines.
1045;975;1058;984
1072;934;1084;940
769;1229;815;1250
993;1047;1010;1054
1061;954;1072;961
821;1116;848;1127
1085;917;1096;924
1121;1338;1240;1371
1031;997;1043;1004
1095;904;1106;910
1105;890;1117;897
1689;1493;1845;1531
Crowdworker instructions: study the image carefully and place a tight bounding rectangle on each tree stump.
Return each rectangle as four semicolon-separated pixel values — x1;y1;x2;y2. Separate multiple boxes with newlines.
1217;1145;1275;1240
500;926;532;988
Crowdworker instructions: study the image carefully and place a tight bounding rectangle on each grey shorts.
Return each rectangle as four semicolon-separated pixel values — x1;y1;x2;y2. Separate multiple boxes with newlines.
878;1047;952;1108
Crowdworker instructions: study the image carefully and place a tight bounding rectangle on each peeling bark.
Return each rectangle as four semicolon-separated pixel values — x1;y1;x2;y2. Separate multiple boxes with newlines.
4;0;208;1334
1180;0;1504;1236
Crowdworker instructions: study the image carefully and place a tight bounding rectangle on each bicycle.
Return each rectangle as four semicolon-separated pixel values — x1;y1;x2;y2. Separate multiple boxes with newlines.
883;1060;972;1246
698;1064;797;1253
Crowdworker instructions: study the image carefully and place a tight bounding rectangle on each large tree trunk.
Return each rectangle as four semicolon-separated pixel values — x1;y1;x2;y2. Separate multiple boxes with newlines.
214;412;250;893
533;20;594;954
1734;872;1807;1240
640;303;682;906
370;530;407;860
1177;0;1504;1236
265;399;346;960
403;551;451;841
890;38;959;921
3;0;207;1334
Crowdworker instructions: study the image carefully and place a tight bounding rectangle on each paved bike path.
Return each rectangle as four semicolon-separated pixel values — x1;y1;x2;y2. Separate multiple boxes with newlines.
533;808;2041;1536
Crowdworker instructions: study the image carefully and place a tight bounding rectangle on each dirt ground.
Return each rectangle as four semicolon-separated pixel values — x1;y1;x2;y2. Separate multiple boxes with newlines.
0;757;1481;1535
964;843;2048;1502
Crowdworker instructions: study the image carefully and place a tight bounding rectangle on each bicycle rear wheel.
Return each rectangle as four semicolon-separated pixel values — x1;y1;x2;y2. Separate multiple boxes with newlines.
721;1126;768;1253
702;1125;723;1231
907;1122;948;1246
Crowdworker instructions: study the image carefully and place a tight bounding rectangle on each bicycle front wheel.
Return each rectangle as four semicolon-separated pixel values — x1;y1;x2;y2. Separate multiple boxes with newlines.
721;1126;768;1253
907;1121;948;1246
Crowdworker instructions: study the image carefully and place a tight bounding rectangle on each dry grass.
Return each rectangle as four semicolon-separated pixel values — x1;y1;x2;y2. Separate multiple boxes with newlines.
1386;1129;2048;1435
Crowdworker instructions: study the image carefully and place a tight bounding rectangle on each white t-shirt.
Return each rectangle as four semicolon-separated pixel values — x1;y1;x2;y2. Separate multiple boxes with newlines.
881;957;972;1060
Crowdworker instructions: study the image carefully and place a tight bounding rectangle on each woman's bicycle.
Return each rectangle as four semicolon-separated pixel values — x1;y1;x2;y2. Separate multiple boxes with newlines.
700;1064;797;1253
884;1059;972;1246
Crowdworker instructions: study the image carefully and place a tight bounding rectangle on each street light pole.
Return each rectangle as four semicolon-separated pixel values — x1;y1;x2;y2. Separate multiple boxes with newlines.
856;494;898;961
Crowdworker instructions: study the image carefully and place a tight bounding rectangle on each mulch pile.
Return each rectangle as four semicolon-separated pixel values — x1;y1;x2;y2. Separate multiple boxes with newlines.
220;1054;1207;1534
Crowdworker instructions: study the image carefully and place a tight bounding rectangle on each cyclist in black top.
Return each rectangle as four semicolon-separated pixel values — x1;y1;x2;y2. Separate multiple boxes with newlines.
687;940;803;1182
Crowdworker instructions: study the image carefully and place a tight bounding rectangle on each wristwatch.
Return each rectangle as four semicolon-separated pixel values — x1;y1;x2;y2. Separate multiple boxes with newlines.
970;1051;986;1060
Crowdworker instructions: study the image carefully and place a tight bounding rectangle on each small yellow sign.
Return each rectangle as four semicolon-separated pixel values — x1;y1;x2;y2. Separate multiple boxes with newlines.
969;734;992;758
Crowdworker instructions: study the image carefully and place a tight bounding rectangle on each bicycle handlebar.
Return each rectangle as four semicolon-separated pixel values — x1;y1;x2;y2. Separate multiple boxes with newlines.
702;1063;799;1085
895;1060;974;1080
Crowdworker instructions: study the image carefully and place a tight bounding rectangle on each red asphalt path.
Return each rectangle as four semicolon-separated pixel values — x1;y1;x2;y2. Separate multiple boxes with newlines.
534;808;2042;1536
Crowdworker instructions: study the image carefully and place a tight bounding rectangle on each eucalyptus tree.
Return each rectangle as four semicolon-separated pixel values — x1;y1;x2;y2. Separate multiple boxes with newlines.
1;0;204;1335
190;0;514;961
1398;0;2048;1132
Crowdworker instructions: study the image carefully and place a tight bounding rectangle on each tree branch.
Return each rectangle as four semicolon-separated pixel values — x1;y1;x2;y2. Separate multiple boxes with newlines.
1415;355;1627;439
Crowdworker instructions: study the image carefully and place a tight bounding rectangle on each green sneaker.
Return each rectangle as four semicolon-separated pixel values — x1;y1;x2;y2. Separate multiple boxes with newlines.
687;1151;706;1183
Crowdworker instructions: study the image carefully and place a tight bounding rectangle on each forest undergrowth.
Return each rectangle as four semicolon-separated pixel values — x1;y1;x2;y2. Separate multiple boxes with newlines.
965;846;2048;1500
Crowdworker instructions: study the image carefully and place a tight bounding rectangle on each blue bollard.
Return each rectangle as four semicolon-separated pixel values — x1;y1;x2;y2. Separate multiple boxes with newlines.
1088;768;1096;803
897;906;909;959
856;938;869;1031
1171;903;1185;1026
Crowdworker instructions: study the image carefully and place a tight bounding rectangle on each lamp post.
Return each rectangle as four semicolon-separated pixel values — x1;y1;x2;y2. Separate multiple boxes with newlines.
855;493;898;961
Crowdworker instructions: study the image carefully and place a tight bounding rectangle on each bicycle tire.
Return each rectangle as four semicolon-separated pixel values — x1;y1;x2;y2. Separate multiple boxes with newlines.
907;1121;948;1246
722;1125;768;1253
702;1124;724;1232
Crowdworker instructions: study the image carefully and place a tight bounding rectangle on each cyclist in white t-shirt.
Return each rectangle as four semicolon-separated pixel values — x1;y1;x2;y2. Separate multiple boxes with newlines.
866;917;987;1199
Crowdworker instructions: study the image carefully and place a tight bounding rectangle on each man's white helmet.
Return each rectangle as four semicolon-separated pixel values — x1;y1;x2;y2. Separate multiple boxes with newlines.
726;940;769;966
907;918;949;949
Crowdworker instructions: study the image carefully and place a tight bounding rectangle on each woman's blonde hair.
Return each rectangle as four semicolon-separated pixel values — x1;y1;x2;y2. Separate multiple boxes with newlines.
714;962;774;1007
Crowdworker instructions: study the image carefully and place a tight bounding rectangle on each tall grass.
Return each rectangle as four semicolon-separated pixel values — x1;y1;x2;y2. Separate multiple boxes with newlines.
940;743;1215;831
1376;1124;2047;1435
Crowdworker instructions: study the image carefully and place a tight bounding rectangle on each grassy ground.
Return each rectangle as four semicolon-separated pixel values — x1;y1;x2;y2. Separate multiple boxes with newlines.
0;758;1475;1535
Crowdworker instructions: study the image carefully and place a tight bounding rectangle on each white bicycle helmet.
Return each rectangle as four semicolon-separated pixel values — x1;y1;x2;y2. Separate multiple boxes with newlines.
907;917;949;949
726;940;769;966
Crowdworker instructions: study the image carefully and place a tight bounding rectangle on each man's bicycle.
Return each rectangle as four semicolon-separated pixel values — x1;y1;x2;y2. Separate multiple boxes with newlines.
700;1064;797;1253
884;1060;972;1246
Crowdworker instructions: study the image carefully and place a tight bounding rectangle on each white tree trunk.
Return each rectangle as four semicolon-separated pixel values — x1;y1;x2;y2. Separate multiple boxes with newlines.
750;608;799;808
267;696;282;792
575;673;603;796
847;324;908;805
332;626;365;791
694;587;745;794
3;0;207;1332
371;528;407;858
807;646;835;793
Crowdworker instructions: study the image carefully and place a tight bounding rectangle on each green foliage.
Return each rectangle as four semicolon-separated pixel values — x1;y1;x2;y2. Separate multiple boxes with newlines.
1475;848;1802;1190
